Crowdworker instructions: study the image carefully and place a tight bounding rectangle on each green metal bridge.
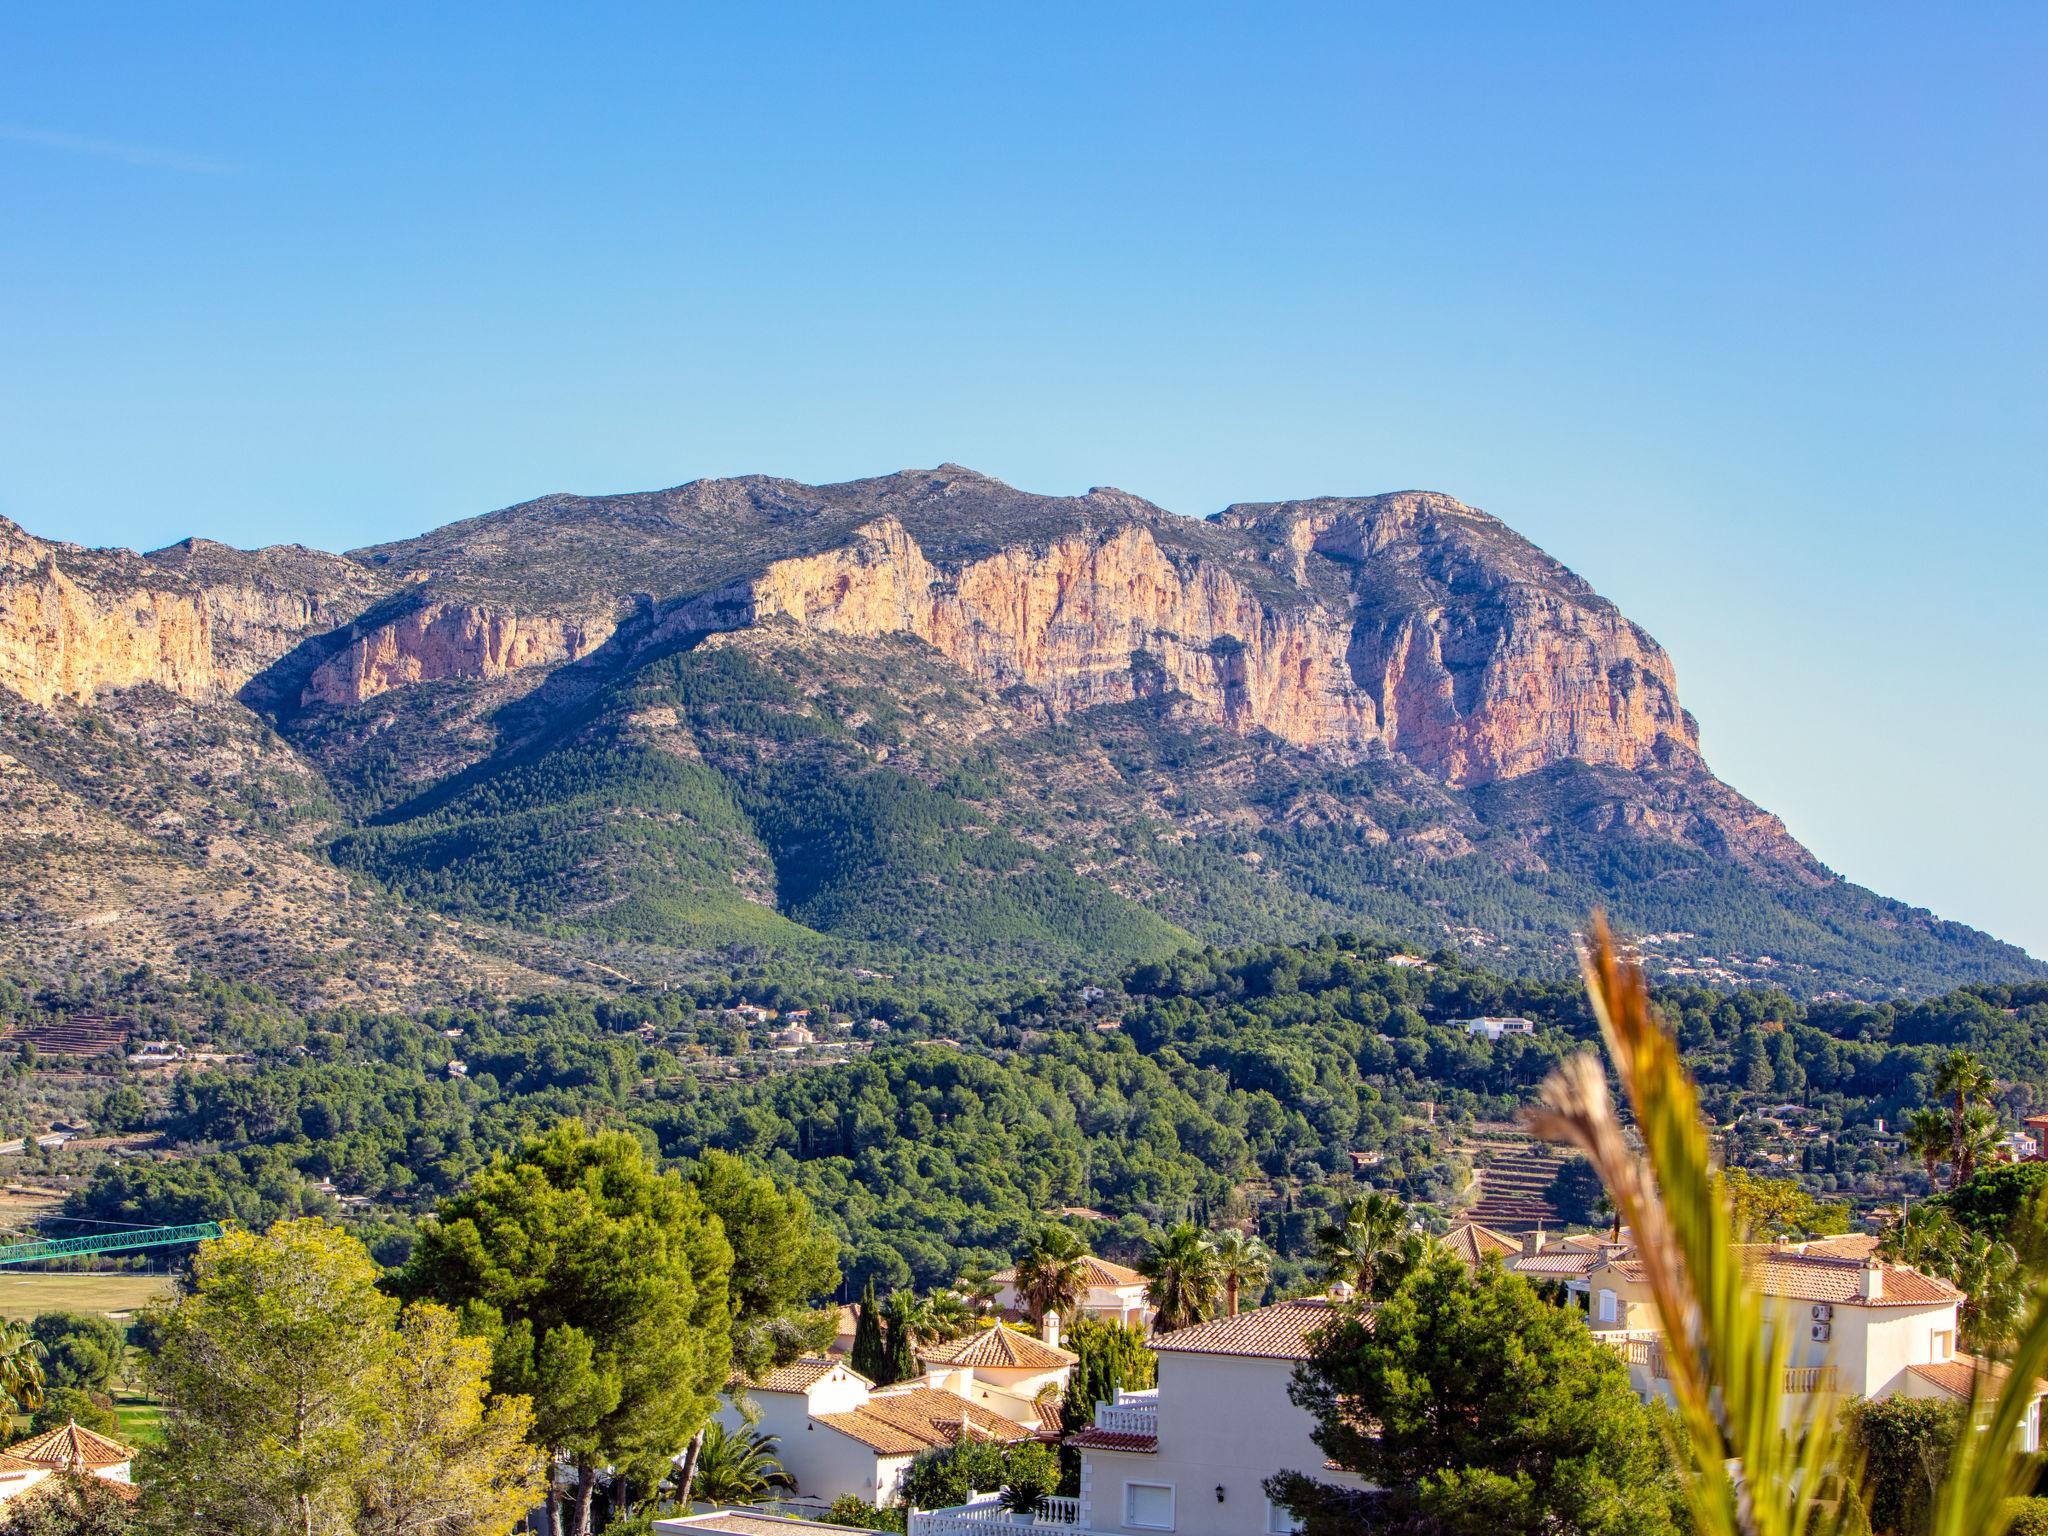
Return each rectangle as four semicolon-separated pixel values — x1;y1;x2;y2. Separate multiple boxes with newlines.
0;1221;225;1266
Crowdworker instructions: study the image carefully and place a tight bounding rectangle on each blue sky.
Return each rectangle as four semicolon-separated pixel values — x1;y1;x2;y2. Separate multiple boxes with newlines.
2;4;2042;958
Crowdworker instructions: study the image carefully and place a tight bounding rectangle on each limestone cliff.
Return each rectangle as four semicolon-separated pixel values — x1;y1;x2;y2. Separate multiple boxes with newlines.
0;518;386;706
740;485;1694;787
748;516;1380;754
302;600;620;707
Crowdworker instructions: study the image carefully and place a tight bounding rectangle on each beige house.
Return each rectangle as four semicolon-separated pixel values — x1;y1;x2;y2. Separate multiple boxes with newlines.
918;1322;1076;1431
992;1255;1154;1329
723;1356;1035;1508
1581;1236;2029;1427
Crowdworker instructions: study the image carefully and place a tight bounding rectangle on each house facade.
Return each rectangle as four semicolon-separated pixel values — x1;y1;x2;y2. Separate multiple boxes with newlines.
913;1291;1365;1536
991;1255;1155;1329
1579;1237;2037;1427
725;1355;1038;1508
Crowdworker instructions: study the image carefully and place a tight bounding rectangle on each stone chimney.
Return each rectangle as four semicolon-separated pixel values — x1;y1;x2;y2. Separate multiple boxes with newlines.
1860;1260;1884;1301
1327;1280;1356;1303
1041;1309;1062;1351
1523;1226;1547;1257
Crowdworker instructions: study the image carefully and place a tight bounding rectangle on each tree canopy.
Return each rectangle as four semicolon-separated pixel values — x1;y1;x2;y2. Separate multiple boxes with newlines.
1269;1249;1685;1536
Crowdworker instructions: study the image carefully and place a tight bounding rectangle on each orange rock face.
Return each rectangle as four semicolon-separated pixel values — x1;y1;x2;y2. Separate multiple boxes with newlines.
0;521;230;704
746;499;1695;787
749;518;1379;753
302;602;619;707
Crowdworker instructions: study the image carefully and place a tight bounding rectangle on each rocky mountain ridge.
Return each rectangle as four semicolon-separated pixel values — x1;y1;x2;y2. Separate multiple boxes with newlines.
0;468;2034;999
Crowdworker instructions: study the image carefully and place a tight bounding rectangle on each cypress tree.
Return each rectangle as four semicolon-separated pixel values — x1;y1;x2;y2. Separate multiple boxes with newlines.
882;1292;919;1386
850;1276;887;1383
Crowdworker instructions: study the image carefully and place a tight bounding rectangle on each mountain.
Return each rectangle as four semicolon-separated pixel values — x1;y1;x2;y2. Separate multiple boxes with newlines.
0;466;2036;1002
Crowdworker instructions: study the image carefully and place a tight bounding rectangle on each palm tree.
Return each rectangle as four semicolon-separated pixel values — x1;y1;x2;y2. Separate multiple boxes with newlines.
1312;1191;1411;1298
1958;1102;2002;1187
1138;1222;1220;1333
681;1421;794;1507
1932;1048;1995;1190
1903;1105;1951;1190
0;1319;43;1413
926;1289;975;1341
881;1290;928;1383
1209;1229;1271;1316
1013;1225;1090;1324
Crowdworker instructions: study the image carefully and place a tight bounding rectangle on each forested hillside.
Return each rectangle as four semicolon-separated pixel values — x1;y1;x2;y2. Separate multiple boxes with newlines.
11;937;2046;1299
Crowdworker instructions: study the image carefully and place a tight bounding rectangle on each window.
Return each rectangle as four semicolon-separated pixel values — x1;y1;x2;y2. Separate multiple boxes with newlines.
1267;1498;1305;1533
1597;1289;1618;1324
1125;1482;1174;1530
1932;1330;1953;1363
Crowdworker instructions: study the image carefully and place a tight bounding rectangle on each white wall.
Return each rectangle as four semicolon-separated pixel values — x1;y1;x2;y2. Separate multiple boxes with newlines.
1080;1352;1362;1536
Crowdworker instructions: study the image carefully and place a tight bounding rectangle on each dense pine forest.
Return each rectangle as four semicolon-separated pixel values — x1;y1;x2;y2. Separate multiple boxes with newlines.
6;936;2046;1299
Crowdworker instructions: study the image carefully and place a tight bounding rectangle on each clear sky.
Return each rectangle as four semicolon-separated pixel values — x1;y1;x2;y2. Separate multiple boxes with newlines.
2;4;2042;958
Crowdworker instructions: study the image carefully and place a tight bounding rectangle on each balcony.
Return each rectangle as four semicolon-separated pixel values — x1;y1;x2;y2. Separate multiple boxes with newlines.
1783;1366;1838;1394
1597;1330;1836;1395
1094;1390;1158;1437
909;1495;1083;1535
1598;1329;1670;1380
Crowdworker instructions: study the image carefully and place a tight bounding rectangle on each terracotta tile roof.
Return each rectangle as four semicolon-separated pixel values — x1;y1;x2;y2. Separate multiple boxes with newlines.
1150;1296;1363;1361
1590;1243;1959;1309
990;1254;1145;1289
1440;1222;1521;1268
1034;1395;1067;1434
1744;1253;1960;1308
1511;1250;1600;1277
1796;1234;1881;1261
922;1323;1075;1370
1907;1353;2044;1403
815;1387;1034;1456
1066;1426;1157;1453
1;1422;134;1471
740;1357;869;1394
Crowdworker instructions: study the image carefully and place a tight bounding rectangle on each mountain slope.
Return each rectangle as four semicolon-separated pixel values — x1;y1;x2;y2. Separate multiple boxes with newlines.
0;469;2036;998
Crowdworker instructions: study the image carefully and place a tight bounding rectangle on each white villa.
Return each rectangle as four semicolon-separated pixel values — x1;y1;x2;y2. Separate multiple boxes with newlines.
991;1255;1155;1329
1453;1016;1536;1041
1583;1233;2044;1446
0;1422;138;1511
912;1290;1365;1536
726;1324;1073;1508
724;1357;1035;1507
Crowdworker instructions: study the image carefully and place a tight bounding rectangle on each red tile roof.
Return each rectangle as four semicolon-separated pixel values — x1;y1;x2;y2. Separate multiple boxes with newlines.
814;1387;1034;1456
1589;1243;1961;1309
1149;1296;1362;1361
923;1323;1075;1370
740;1357;870;1394
1066;1426;1158;1453
991;1255;1145;1289
1907;1353;2044;1402
1440;1222;1521;1269
1;1422;134;1471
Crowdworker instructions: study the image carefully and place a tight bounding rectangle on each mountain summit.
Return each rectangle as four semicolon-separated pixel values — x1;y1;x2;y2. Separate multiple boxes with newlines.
0;470;2035;1000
